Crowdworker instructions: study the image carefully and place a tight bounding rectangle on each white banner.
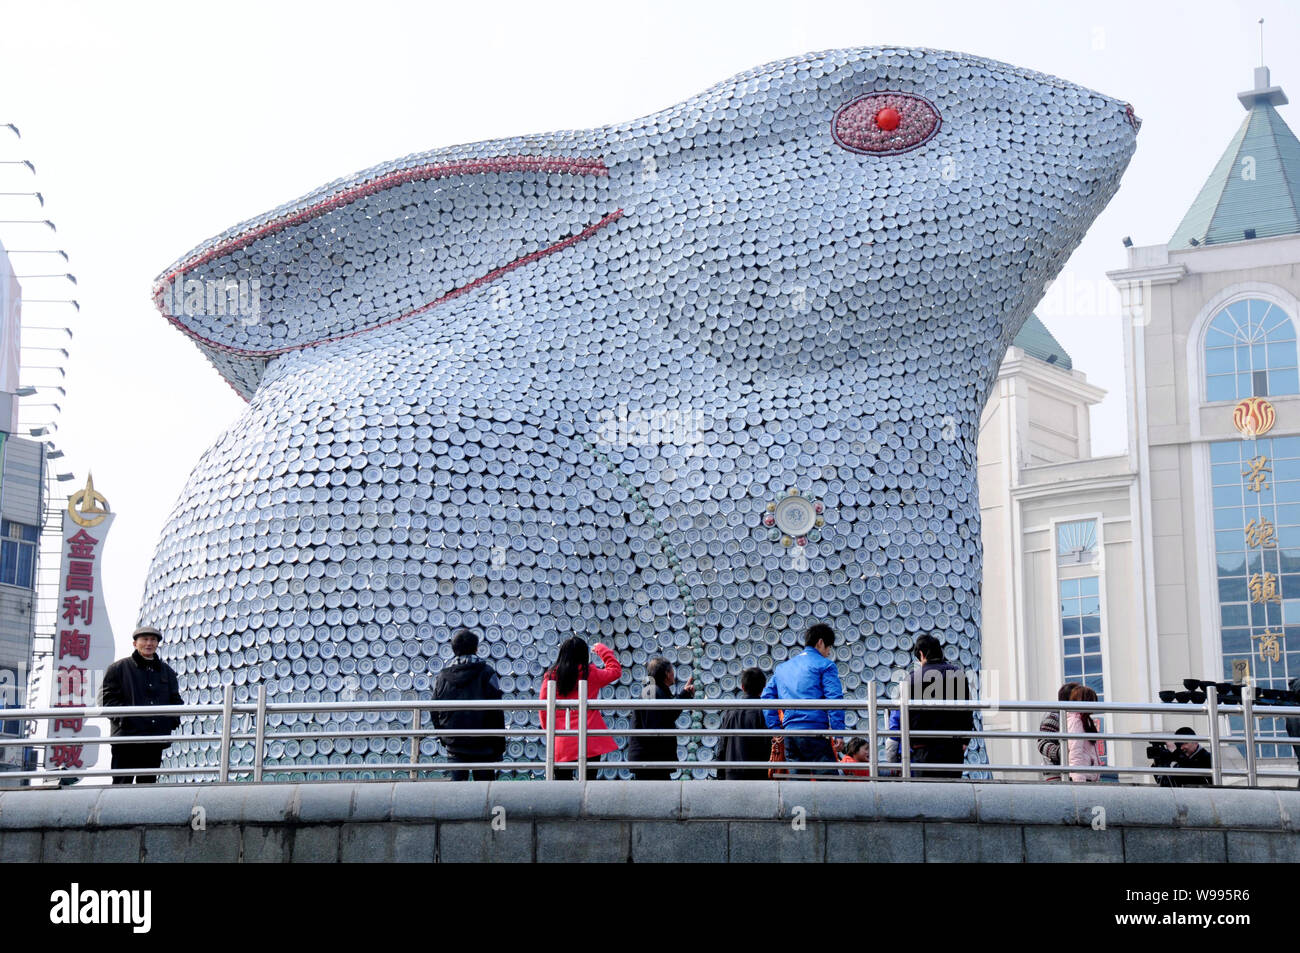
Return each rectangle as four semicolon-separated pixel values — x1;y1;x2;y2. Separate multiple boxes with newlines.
42;490;116;773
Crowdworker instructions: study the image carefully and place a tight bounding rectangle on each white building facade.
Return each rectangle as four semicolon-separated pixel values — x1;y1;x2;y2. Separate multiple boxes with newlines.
0;242;48;778
979;66;1300;776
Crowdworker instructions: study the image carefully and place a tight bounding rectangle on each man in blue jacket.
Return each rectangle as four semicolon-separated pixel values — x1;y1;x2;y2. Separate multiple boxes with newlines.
762;623;845;775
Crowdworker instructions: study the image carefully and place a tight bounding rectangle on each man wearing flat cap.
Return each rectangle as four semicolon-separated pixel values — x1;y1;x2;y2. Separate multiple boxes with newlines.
98;625;184;783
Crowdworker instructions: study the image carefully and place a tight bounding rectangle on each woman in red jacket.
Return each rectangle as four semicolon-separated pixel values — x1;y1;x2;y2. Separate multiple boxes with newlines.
540;637;623;780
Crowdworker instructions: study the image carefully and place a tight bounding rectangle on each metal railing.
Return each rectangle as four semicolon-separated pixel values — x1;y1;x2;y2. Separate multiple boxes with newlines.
4;682;1298;786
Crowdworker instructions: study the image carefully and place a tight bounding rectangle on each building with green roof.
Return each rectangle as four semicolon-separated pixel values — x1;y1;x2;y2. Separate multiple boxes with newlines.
1012;314;1073;371
1170;67;1300;250
977;61;1300;776
1101;61;1300;768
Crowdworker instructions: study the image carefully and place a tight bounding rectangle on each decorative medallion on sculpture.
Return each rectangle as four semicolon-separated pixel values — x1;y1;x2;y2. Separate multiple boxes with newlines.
141;46;1137;777
766;489;824;549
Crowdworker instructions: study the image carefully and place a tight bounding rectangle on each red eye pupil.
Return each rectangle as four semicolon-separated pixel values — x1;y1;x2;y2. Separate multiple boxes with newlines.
875;107;901;131
833;92;941;155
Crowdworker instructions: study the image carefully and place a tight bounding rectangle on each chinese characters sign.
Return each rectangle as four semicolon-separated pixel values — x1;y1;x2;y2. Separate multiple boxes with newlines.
1239;429;1287;670
41;476;115;771
1242;455;1271;493
1213;412;1295;698
1243;459;1285;668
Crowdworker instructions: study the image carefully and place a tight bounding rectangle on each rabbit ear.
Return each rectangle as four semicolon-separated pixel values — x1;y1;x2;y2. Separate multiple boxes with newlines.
154;148;619;399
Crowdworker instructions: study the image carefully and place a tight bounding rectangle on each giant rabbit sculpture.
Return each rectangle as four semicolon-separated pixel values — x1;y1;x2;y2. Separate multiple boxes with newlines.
143;46;1137;777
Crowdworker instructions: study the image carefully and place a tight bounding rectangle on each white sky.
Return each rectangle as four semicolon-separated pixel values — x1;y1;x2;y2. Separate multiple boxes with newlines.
0;0;1296;665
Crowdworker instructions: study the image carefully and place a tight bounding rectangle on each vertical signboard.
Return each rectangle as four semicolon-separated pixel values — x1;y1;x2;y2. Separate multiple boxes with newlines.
1211;398;1297;755
41;476;115;773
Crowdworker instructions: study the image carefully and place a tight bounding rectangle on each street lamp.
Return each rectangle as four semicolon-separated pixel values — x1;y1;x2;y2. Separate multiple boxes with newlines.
0;191;44;207
0;219;55;231
23;300;78;310
20;347;69;357
4;250;68;261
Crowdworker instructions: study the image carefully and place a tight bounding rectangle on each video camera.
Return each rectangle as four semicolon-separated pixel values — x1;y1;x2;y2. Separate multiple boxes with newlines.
1146;742;1178;767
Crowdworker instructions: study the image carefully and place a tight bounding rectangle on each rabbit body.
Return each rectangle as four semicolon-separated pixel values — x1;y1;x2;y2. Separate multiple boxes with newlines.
142;47;1136;774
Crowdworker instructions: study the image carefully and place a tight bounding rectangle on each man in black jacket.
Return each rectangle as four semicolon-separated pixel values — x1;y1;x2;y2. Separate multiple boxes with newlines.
1156;726;1213;787
98;625;184;784
432;629;505;780
907;634;974;779
717;667;770;780
629;655;695;780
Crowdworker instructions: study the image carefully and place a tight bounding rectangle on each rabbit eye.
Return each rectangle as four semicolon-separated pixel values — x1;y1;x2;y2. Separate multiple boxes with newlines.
832;92;941;155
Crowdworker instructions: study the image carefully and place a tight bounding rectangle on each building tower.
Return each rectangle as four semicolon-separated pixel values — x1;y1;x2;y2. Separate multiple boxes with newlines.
0;124;76;783
1109;63;1300;765
0;242;50;779
977;316;1143;771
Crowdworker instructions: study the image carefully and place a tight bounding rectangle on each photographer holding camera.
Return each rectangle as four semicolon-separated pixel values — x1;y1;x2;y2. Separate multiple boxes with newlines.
1150;726;1212;786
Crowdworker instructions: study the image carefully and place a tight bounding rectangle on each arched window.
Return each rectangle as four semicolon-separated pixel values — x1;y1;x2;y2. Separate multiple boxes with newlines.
1205;298;1299;402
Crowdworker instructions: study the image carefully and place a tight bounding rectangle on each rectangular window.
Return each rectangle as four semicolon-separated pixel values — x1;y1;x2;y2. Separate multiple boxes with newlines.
1254;369;1270;396
0;520;37;589
1059;576;1107;769
1272;368;1300;395
1059;576;1105;700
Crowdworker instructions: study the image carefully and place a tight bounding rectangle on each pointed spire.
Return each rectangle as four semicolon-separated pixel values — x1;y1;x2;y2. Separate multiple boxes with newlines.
1170;64;1300;249
1238;65;1287;110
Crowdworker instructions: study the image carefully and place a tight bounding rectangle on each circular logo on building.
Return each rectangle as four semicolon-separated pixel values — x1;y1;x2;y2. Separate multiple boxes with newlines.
1233;396;1276;438
67;473;110;528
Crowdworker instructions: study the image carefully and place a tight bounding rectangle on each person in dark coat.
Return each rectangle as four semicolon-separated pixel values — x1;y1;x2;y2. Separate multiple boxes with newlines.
1156;725;1213;787
628;655;694;780
431;628;506;780
907;633;974;779
716;667;770;780
98;625;183;784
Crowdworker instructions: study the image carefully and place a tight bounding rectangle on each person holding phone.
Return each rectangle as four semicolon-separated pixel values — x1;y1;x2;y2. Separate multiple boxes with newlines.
628;655;695;780
540;636;622;780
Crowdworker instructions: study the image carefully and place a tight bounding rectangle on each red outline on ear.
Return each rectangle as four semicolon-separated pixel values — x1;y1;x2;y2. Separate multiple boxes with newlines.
158;208;623;359
153;154;621;382
157;155;608;285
